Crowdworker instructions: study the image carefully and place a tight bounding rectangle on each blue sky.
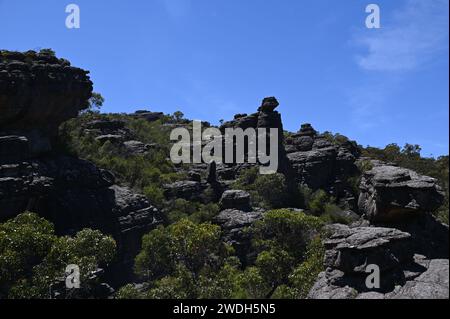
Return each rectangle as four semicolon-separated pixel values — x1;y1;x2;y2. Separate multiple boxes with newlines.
1;0;448;156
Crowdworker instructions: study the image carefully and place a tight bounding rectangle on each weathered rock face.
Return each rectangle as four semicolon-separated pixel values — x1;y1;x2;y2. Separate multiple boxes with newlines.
214;208;264;265
387;259;449;299
323;224;413;275
0;155;163;283
219;190;252;212
0;51;163;286
220;97;291;177
0;50;93;157
358;164;445;222
132;110;164;122
285;126;360;206
309;223;449;299
163;180;207;202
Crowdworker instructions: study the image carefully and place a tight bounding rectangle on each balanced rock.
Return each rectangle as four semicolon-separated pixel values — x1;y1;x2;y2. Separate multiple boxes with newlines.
258;96;279;113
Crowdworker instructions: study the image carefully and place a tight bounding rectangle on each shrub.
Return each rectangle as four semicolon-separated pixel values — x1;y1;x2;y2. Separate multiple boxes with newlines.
252;209;323;262
288;237;325;298
135;219;227;280
233;168;289;208
116;284;145;299
0;213;116;299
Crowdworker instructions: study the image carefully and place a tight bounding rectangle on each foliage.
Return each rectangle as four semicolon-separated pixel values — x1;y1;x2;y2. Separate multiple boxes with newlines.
39;48;56;56
135;219;227;280
165;199;220;224
83;92;105;113
172;111;185;122
116;284;146;299
288;237;325;298
0;212;116;299
296;187;353;224
252;209;323;262
59;114;186;209
233;168;290;208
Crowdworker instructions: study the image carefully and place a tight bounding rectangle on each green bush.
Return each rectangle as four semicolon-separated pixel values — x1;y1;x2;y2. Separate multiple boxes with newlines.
135;219;227;280
116;284;145;299
233;168;289;208
0;212;116;299
252;209;323;262
288;237;325;298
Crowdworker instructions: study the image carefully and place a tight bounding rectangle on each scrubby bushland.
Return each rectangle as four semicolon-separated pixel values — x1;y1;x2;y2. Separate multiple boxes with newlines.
0;213;116;299
59;113;186;209
164;199;220;224
118;209;325;299
232;167;291;209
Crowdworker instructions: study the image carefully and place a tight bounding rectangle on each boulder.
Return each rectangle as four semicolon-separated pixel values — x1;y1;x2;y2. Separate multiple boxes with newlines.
358;165;445;222
287;147;337;189
219;190;252;212
323;225;413;274
0;135;30;163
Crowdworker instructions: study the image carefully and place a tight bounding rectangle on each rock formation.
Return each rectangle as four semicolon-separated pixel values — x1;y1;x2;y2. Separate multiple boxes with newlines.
0;50;93;158
1;50;448;299
285;124;360;208
220;97;291;177
358;163;445;222
0;51;162;285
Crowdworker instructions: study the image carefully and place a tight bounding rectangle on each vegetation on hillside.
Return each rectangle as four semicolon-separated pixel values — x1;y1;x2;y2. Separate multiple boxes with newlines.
0;213;116;299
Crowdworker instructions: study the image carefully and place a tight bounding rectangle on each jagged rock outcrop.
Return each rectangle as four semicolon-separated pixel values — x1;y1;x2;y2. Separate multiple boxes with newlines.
132;110;164;122
220;97;291;176
285;125;360;207
358;164;445;222
0;50;93;157
0;50;163;285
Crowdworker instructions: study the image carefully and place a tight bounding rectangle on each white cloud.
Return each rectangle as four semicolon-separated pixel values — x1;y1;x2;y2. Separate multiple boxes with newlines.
355;0;449;71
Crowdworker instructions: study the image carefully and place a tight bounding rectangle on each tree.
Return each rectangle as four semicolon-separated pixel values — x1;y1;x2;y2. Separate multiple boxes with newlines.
86;92;105;113
135;219;227;280
252;209;323;261
172;111;184;122
0;212;116;299
39;48;56;56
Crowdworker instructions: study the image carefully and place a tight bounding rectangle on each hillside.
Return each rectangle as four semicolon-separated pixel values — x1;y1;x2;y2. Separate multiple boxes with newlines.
0;50;448;299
